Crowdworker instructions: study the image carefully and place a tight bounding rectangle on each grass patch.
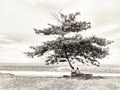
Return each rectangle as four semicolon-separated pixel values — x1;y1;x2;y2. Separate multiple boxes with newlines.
0;64;120;90
0;74;120;90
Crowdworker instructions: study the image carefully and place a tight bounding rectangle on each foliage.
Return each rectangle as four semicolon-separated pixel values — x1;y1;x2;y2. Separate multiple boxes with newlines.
25;12;112;68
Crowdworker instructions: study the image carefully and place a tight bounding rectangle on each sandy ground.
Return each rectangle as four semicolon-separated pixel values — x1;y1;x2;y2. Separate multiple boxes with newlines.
0;64;120;90
0;74;120;90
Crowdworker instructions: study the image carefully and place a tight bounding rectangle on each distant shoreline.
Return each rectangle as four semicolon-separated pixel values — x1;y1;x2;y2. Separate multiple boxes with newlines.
0;63;120;65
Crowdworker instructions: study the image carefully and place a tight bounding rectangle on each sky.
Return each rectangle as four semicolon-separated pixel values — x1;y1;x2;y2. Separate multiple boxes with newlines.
0;0;120;64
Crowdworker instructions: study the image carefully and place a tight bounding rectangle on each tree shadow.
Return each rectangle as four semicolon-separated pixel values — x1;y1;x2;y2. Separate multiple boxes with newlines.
63;73;106;80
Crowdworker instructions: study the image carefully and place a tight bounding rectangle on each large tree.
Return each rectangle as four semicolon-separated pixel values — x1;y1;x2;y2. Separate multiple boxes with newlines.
25;12;112;69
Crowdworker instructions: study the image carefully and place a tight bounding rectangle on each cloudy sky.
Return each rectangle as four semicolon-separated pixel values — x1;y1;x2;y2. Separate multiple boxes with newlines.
0;0;120;64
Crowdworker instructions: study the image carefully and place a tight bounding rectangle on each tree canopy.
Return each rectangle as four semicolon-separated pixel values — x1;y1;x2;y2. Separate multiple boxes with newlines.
25;12;112;68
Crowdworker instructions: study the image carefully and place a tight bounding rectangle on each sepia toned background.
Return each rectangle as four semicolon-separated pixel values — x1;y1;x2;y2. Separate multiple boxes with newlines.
0;0;120;64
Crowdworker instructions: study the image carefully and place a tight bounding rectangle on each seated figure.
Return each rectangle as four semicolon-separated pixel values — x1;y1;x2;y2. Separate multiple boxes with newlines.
71;67;76;77
76;67;80;74
75;67;81;76
71;67;81;77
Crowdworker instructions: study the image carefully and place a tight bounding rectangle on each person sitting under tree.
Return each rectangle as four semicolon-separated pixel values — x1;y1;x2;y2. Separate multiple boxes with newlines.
71;67;81;77
76;67;80;75
71;67;76;77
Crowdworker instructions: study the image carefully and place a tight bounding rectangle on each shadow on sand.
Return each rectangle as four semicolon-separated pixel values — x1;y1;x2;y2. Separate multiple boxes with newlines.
63;73;105;80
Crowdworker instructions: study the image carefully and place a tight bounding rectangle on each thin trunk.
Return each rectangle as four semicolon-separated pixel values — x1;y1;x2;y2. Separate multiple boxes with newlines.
66;56;74;69
64;46;74;69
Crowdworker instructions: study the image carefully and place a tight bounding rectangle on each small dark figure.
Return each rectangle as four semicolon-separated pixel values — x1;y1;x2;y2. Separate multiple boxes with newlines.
71;67;76;77
76;67;80;75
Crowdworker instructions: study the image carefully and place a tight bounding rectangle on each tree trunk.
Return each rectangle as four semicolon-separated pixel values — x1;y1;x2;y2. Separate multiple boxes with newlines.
66;56;74;69
63;44;74;69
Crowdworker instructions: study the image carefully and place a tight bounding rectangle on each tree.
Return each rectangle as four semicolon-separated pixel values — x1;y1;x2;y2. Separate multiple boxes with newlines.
24;12;112;69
